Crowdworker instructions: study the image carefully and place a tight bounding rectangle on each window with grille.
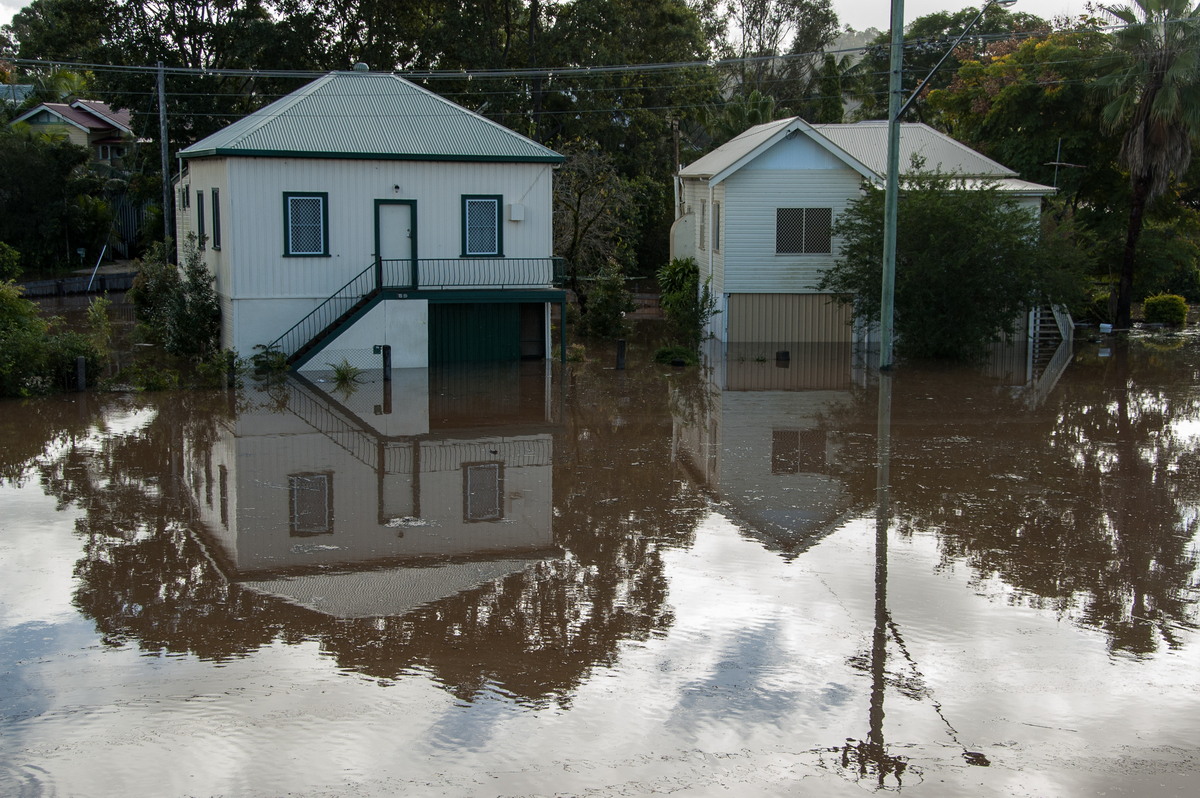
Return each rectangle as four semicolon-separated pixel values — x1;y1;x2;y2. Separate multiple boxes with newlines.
699;199;706;251
289;472;333;535
463;462;504;521
284;192;329;256
462;195;502;256
776;207;832;254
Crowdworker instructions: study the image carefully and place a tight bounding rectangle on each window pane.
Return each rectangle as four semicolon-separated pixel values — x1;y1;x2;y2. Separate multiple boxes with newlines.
465;198;498;255
211;188;221;250
803;207;832;254
289;473;332;535
776;207;805;253
465;463;502;521
288;196;325;255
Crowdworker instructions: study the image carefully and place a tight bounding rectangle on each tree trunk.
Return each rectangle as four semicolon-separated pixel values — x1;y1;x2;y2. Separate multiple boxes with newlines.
1116;176;1151;329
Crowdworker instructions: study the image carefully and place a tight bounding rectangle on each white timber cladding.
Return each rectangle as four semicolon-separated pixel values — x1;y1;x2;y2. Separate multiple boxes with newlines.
179;158;232;307
220;157;554;300
722;165;861;294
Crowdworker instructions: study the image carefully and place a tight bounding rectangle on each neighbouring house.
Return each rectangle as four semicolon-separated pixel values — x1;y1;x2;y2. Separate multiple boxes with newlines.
10;98;135;166
671;117;1057;346
176;68;566;370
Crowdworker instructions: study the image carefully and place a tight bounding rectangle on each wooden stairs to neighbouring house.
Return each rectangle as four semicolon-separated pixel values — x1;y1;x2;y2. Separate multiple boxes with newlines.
1024;305;1074;407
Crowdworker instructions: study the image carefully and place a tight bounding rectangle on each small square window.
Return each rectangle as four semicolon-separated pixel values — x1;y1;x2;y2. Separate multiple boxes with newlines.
284;192;329;256
289;472;333;535
463;462;503;521
462;195;502;257
776;207;832;254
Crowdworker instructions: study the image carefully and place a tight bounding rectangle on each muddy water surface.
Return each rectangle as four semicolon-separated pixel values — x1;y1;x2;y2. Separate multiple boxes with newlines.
2;336;1199;796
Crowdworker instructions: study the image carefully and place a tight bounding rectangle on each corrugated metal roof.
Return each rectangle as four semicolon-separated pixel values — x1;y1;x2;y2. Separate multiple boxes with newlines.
681;117;1050;194
814;121;1017;178
679;117;794;178
180;71;563;163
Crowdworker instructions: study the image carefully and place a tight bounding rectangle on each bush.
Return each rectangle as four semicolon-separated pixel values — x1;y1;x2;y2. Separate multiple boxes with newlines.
579;261;634;338
657;257;718;352
1143;294;1188;326
654;345;698;365
129;236;220;360
820;169;1089;362
0;242;20;281
0;281;102;395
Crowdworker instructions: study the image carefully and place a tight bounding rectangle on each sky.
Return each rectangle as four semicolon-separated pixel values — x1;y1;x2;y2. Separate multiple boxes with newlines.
1;1;1094;51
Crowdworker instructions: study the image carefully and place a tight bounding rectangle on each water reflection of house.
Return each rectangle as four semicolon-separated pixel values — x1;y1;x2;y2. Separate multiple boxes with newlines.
673;342;861;557
181;363;557;618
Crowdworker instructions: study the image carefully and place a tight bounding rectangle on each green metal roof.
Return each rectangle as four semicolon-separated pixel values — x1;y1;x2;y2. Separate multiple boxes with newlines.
179;72;563;163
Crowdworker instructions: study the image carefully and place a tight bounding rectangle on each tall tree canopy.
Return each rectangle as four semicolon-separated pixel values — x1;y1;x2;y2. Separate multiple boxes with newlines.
1097;0;1200;328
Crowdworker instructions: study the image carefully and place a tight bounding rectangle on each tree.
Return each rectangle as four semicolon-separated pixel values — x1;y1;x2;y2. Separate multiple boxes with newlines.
0;125;102;272
552;142;634;320
820;169;1086;361
852;5;1048;122
1096;0;1200;329
712;0;839;108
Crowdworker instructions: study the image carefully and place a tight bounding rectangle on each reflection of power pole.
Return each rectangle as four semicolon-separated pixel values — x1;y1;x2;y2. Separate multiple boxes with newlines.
837;374;908;787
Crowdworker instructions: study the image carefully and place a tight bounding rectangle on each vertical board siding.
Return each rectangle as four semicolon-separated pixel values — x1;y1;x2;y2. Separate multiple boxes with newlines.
723;168;862;294
226;158;554;301
727;294;852;343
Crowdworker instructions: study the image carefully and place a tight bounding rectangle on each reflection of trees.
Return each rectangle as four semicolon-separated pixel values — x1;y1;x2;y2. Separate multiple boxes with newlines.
832;340;1200;656
20;361;708;704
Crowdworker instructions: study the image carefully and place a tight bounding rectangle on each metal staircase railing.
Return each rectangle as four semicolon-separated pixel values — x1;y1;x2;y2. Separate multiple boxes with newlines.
271;256;565;364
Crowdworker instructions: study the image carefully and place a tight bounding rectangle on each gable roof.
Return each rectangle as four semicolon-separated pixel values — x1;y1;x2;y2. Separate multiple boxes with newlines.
680;117;1052;196
71;99;133;133
10;99;133;134
179;71;563;163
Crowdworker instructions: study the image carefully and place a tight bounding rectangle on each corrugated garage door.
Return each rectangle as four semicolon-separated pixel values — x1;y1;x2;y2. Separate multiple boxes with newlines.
429;303;544;364
726;293;852;343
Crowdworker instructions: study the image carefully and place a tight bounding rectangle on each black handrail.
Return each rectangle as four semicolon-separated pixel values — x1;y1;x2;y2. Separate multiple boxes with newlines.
271;257;565;361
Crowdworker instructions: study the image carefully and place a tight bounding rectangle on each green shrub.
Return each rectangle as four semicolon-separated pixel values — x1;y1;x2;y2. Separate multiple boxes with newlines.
1143;294;1188;326
44;330;104;391
129;236;220;360
653;345;698;365
657;257;717;352
0;242;20;281
579;261;634;338
250;343;289;375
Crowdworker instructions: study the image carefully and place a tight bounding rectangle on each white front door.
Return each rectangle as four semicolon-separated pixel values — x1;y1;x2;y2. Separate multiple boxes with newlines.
376;200;415;287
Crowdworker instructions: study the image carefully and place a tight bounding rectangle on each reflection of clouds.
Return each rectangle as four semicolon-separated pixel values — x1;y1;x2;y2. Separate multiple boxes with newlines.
0;486;85;627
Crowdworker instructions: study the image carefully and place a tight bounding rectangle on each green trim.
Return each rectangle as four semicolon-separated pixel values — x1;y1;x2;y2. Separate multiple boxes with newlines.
373;199;418;282
461;195;503;258
180;148;564;164
283;191;330;257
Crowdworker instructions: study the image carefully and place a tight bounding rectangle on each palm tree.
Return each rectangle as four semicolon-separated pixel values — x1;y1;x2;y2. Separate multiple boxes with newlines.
1098;0;1200;328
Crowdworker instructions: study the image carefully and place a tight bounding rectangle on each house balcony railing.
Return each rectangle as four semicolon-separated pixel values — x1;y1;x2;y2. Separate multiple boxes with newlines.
379;256;564;291
271;256;565;363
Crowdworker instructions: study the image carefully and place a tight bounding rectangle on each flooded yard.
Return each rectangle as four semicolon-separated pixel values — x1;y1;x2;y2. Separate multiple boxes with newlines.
2;334;1199;796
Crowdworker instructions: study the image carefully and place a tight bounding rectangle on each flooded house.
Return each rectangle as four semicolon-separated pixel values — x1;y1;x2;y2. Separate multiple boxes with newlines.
670;117;1058;346
180;366;557;619
174;69;565;371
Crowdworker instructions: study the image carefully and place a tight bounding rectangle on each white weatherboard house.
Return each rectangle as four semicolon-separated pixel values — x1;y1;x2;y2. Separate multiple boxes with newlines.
672;117;1056;345
176;70;565;370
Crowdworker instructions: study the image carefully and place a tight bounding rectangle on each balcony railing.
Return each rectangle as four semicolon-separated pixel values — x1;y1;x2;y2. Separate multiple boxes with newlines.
380;257;562;290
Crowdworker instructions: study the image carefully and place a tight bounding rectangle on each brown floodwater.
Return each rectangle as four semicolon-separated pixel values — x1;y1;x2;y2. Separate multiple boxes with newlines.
2;333;1199;796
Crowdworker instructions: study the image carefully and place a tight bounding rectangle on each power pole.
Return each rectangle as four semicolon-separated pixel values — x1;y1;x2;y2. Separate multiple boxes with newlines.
157;61;172;256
